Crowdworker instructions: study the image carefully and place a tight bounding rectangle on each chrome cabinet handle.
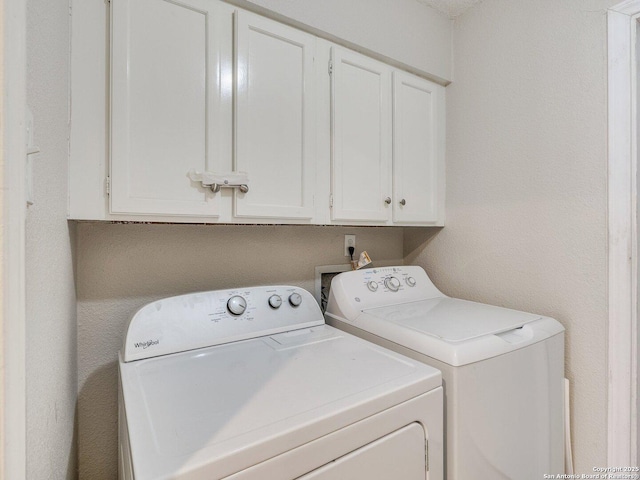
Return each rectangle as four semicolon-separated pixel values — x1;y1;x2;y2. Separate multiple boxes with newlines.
399;199;406;206
384;197;391;205
188;170;249;194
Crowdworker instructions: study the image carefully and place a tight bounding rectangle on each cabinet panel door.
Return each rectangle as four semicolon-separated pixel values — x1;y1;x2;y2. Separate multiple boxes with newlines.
234;11;315;219
392;71;445;224
331;47;392;223
111;0;228;216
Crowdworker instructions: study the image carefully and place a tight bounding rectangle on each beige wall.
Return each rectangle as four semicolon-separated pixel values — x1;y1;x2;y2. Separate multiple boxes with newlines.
406;0;617;472
76;223;403;478
25;0;77;477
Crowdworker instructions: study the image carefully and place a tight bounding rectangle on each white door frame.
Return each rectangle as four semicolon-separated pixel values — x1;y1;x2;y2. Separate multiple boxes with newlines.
1;0;27;477
608;0;640;466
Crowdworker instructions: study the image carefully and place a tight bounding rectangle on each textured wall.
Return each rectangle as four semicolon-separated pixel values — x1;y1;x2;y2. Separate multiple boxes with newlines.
76;223;403;479
0;84;4;479
405;0;617;472
25;0;77;477
417;0;483;18
243;0;452;81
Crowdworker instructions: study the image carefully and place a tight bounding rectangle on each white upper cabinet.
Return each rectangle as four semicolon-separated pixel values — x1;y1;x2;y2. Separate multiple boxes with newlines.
74;0;445;225
234;11;315;220
110;0;230;217
330;47;393;223
392;71;445;225
329;47;445;226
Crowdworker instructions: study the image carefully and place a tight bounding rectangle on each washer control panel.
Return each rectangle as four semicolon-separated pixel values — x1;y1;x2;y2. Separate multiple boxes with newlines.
327;266;445;317
123;286;322;362
357;267;423;297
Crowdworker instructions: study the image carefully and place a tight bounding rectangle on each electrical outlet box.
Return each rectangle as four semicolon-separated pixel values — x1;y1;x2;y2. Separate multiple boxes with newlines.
344;235;356;256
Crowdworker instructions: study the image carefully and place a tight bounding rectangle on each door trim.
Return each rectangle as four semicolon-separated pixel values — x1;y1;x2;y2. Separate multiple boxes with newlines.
608;1;640;466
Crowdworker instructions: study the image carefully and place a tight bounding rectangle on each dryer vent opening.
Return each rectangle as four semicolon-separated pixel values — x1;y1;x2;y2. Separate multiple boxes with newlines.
314;264;352;313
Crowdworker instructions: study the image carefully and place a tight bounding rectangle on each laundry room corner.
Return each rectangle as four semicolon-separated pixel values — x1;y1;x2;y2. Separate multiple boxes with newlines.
11;0;634;477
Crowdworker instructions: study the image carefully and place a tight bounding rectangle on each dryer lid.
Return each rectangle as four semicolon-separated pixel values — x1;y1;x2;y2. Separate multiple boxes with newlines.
120;324;441;480
363;297;541;343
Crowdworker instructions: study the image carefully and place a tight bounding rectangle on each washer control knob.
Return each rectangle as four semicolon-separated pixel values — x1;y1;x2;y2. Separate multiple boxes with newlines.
384;276;401;292
227;295;247;316
367;281;379;292
406;276;417;287
268;294;282;309
288;292;303;307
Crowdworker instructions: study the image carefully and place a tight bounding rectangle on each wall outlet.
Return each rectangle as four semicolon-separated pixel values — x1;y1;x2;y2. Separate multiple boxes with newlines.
344;235;356;256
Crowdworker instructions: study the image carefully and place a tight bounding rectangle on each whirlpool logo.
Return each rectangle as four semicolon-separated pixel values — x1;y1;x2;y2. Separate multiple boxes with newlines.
134;339;159;350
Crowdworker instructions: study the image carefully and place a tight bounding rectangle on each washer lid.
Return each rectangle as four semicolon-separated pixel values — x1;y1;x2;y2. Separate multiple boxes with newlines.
363;297;541;342
120;324;441;480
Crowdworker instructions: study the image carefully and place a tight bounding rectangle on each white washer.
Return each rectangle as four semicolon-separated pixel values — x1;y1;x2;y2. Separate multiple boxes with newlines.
325;266;565;480
118;285;444;480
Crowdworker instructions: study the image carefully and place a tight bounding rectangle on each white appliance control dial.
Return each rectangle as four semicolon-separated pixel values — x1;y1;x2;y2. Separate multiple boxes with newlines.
227;295;247;316
367;281;379;292
406;276;417;287
288;292;302;307
384;277;401;292
268;294;282;309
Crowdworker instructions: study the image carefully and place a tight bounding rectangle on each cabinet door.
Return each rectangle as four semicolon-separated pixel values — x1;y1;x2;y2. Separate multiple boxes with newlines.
110;0;230;216
331;47;392;223
392;71;445;225
234;11;315;220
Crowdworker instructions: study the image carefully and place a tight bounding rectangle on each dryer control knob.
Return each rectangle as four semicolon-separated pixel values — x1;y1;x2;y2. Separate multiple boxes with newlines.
268;294;282;309
406;276;417;287
367;281;379;292
384;277;401;292
227;295;247;316
288;292;302;307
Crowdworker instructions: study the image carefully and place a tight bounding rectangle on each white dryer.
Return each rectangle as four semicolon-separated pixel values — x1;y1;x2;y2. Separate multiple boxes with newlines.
325;266;565;480
118;285;444;480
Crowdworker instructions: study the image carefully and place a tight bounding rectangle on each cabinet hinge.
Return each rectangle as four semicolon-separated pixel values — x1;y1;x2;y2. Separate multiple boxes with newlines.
329;194;333;208
328;60;333;76
105;176;110;196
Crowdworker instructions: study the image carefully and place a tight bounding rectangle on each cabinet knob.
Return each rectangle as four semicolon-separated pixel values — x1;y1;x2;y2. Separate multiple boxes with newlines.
399;199;406;206
384;197;391;205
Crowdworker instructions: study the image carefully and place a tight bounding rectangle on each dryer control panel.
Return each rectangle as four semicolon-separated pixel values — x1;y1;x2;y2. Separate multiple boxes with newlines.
326;266;445;322
122;286;324;362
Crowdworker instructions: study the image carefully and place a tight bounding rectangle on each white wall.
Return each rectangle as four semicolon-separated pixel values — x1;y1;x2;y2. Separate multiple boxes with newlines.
405;0;618;472
1;0;28;476
1;11;4;470
26;0;77;477
241;0;452;81
0;108;3;480
76;224;404;478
